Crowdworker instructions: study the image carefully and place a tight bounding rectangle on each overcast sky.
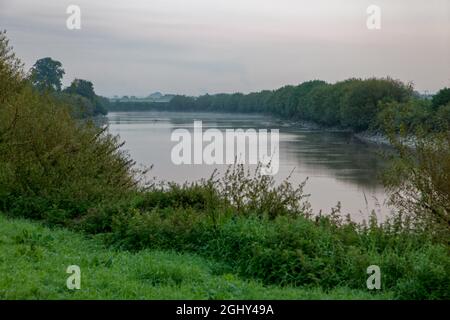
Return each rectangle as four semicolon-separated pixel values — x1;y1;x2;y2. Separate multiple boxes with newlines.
1;0;449;97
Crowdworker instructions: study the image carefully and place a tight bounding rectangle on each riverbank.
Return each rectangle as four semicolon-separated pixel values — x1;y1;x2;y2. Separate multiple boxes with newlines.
285;117;394;146
354;131;418;148
0;214;390;299
105;107;415;149
287;118;413;148
354;131;392;146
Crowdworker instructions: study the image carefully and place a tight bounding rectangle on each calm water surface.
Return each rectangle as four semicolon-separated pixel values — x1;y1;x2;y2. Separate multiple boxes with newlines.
108;111;392;222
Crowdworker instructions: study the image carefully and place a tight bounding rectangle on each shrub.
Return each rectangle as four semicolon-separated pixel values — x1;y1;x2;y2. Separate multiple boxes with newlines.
107;204;449;299
383;131;450;242
0;32;138;224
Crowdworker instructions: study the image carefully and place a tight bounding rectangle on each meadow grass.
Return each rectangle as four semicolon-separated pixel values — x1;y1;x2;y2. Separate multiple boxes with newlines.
0;214;392;300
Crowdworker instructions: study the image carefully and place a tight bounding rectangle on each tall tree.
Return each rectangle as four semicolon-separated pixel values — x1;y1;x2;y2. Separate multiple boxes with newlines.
30;57;65;91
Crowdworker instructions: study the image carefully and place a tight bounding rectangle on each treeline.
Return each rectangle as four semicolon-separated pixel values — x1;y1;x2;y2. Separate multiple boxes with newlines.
30;57;109;118
107;101;168;112
166;79;450;132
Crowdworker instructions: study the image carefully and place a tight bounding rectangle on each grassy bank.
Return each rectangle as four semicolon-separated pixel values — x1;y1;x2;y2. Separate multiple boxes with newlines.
0;214;389;299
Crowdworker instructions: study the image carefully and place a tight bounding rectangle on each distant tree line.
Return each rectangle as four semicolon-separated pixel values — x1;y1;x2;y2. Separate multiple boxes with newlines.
107;101;167;112
164;79;450;133
30;57;109;118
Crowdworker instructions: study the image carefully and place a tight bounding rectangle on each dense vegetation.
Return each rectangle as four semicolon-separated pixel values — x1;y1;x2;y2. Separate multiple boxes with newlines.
0;31;135;225
0;215;392;299
107;101;167;112
163;80;449;133
1;31;449;300
30;56;109;117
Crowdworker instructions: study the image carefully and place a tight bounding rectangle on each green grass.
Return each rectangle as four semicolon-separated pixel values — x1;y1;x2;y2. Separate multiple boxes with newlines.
0;215;392;299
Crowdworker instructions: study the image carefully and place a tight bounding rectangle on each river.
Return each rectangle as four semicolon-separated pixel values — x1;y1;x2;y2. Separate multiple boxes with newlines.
107;111;393;222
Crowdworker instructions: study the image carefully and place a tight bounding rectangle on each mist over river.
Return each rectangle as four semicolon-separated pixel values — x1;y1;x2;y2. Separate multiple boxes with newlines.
108;111;393;222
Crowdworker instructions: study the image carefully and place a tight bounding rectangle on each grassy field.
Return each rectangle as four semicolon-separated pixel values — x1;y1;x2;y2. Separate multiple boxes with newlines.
0;214;392;300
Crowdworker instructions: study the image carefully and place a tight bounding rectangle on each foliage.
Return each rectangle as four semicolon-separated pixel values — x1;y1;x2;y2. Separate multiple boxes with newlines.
64;79;108;115
1;215;389;299
163;78;414;132
65;79;96;100
105;191;449;299
383;130;450;242
376;99;435;133
0;30;25;105
338;78;412;131
52;92;96;118
27;49;108;118
0;32;137;225
214;164;311;219
434;103;450;131
30;57;65;92
78;163;448;300
432;87;450;110
107;101;168;112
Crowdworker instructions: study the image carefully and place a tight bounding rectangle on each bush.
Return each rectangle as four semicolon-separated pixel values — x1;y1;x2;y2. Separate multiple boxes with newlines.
98;165;448;299
106;202;449;298
383;131;450;242
0;32;138;224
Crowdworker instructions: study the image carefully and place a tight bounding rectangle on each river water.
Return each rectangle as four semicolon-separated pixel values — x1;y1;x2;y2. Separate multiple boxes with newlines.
107;111;392;222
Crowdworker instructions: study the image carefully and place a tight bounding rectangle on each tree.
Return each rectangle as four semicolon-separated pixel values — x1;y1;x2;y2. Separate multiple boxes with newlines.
0;34;136;223
0;30;25;103
376;99;433;133
30;57;65;91
340;78;412;131
64;79;107;115
432;88;450;110
434;103;450;131
384;130;450;240
65;79;95;100
0;30;25;143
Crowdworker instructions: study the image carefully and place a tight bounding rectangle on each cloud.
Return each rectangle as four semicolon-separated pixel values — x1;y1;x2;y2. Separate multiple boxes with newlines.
1;0;449;96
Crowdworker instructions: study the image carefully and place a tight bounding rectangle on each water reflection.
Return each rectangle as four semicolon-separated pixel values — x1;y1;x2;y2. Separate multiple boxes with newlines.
108;111;392;222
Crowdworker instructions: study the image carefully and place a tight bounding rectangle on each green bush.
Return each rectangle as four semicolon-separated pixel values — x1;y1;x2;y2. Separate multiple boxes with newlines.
106;203;449;299
63;161;448;300
0;32;137;224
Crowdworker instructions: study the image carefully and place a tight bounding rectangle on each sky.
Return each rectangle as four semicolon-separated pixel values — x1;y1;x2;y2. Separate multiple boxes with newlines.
0;0;449;97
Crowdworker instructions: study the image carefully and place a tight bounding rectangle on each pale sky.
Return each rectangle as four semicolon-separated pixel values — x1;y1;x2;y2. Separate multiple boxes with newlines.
1;0;449;96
